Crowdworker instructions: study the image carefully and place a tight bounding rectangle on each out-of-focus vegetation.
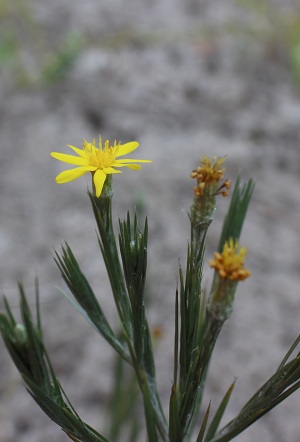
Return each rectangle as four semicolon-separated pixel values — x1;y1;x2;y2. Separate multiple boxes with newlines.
1;0;300;88
0;0;83;87
286;17;300;86
236;0;300;87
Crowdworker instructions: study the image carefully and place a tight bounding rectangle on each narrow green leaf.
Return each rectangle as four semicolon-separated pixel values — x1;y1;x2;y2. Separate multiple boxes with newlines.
204;380;236;442
107;353;140;441
169;384;181;442
3;296;17;328
141;372;159;442
54;244;130;362
57;286;130;363
1;287;112;442
35;277;43;336
218;176;255;251
0;312;14;340
25;377;110;442
184;289;208;441
173;286;179;388
196;401;211;442
277;333;300;372
19;284;49;388
143;321;156;379
212;356;300;442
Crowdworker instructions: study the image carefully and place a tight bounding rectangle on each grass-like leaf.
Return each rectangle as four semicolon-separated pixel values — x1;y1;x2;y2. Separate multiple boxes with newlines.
169;384;181;442
204;380;236;442
0;285;111;442
196;401;211;442
218;176;255;251
211;344;300;442
54;243;130;362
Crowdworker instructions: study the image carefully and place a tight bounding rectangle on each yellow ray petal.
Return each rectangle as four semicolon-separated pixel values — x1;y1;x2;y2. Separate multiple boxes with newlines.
115;159;152;163
51;152;89;166
67;144;88;158
103;167;122;174
55;166;96;183
116;142;139;157
93;169;107;197
114;163;142;170
124;164;142;170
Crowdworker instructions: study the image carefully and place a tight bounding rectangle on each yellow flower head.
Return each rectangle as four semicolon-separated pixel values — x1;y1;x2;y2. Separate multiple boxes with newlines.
51;136;151;197
191;155;231;197
209;238;251;281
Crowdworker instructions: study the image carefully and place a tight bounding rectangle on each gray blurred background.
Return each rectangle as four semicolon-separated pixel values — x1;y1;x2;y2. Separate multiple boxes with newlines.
1;0;300;441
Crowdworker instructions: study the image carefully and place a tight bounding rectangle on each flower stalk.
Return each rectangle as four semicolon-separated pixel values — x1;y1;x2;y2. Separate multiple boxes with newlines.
88;176;168;442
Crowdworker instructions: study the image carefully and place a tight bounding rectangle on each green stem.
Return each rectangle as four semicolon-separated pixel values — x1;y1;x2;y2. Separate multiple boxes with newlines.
180;311;224;437
88;189;133;340
127;340;169;442
89;186;168;441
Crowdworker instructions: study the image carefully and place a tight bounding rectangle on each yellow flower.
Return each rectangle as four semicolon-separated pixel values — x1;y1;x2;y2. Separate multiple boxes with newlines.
51;136;151;197
209;238;251;281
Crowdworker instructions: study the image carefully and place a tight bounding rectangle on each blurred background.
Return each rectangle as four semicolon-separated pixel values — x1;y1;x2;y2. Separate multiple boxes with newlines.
1;0;300;441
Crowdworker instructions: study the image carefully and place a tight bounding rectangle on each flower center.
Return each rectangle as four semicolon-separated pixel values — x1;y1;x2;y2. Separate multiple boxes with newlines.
84;138;119;169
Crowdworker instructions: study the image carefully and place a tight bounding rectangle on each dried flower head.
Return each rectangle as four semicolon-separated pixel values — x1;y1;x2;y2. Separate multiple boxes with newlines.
191;155;231;197
209;238;251;281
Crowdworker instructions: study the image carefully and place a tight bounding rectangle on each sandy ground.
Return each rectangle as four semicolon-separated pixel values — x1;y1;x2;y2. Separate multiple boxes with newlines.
1;1;300;441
